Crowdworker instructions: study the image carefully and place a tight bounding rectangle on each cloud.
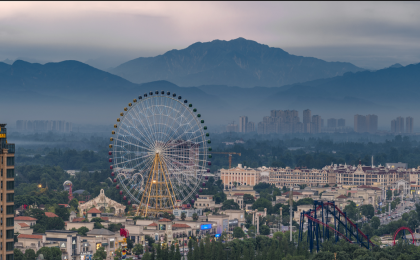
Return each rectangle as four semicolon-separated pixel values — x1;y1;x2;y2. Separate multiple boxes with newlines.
1;2;420;69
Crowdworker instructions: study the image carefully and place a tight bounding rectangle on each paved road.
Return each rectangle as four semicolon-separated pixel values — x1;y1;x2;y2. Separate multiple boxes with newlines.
378;201;415;225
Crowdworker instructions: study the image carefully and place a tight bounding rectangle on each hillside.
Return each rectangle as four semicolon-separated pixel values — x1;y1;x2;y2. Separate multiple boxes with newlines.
111;38;364;87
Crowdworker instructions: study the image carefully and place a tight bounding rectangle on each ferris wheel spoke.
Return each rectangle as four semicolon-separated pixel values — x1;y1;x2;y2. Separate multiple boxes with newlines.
134;98;158;146
119;122;155;150
125;109;157;149
115;136;154;153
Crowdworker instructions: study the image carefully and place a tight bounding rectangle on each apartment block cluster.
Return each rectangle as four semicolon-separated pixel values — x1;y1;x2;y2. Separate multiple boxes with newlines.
391;116;413;134
221;162;417;194
16;120;72;132
227;110;348;134
255;109;342;135
353;114;378;133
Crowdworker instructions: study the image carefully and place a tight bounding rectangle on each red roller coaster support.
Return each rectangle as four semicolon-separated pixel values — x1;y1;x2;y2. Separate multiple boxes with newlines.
393;227;415;246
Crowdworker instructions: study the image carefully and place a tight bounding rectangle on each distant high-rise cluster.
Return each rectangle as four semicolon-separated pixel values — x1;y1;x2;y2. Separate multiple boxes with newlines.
226;121;239;132
354;114;378;134
391;116;413;134
16;120;72;132
256;110;303;134
228;116;255;133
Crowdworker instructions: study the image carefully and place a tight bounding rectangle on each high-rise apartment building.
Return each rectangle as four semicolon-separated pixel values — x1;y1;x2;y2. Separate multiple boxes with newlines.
327;118;337;128
247;122;255;132
311;115;322;134
338;118;345;127
354;114;367;133
16;120;72;132
391;119;397;133
239;116;248;133
366;114;378;134
226;122;238;132
406;117;414;133
303;109;311;133
396;116;404;134
1;124;15;260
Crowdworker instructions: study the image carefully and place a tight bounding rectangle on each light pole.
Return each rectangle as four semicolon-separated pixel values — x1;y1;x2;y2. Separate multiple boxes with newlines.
225;247;231;260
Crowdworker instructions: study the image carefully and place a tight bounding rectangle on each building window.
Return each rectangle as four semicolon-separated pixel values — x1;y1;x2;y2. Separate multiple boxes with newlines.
6;194;13;202
6;181;14;190
6;242;14;251
6;169;14;178
6;218;13;227
6;157;14;166
6;230;13;239
6;254;14;260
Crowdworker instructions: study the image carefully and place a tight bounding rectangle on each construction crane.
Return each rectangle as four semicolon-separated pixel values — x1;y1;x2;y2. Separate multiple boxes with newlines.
208;152;241;169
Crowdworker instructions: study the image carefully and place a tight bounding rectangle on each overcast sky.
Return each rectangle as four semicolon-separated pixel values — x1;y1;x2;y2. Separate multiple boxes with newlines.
1;2;420;69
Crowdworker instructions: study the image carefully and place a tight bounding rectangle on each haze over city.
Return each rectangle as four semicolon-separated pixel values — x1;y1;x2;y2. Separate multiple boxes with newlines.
2;3;420;260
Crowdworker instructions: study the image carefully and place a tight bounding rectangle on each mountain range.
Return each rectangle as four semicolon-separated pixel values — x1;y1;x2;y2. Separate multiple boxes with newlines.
1;38;420;128
111;38;365;87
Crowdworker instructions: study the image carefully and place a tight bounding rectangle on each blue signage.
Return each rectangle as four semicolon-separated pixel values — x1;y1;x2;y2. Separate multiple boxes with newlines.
201;224;212;230
215;234;221;238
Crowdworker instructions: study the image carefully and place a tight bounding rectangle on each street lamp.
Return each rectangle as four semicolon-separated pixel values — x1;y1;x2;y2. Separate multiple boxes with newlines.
38;184;42;188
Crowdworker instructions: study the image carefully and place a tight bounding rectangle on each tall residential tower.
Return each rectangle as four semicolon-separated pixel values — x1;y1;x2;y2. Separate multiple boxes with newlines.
1;124;15;260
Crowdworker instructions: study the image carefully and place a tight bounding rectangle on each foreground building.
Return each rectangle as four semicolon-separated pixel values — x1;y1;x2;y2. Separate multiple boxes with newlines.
1;124;15;260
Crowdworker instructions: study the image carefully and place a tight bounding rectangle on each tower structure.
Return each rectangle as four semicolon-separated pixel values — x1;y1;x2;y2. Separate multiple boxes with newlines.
239;116;248;133
303;109;311;133
406;117;414;133
0;124;15;260
136;152;177;217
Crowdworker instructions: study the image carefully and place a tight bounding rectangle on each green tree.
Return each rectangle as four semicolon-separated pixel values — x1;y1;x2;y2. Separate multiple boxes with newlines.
370;216;380;230
181;212;186;221
248;225;256;238
192;213;199;221
221;199;240;210
243;194;255;205
233;227;245;238
14;249;25;260
360;204;374;218
133;243;144;255
126;237;134;250
24;249;37;260
260;225;270;235
93;247;107;260
46;217;65;230
69;198;79;209
252;198;272;213
55;207;70;221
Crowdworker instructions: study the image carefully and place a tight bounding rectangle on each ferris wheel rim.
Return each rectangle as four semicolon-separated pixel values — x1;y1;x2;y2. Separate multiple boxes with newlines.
110;92;210;207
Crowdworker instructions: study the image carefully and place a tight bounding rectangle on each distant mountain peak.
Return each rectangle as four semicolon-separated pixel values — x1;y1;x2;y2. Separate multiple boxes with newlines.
111;38;364;87
388;63;403;69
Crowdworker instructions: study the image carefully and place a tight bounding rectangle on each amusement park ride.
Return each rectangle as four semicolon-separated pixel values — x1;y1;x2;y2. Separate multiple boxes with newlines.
299;200;416;251
109;91;210;217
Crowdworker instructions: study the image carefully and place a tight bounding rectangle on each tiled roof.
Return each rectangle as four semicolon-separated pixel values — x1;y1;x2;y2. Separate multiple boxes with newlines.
357;185;381;190
173;223;191;228
45;212;59;218
18;223;30;227
87;208;102;214
79;201;86;204
15;216;37;221
101;217;109;221
158;218;171;222
148;223;158;226
58;204;69;207
72;218;86;222
18;234;43;239
233;193;245;196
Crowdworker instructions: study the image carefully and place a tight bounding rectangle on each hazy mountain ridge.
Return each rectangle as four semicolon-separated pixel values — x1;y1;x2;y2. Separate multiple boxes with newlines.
1;58;420;127
111;38;365;87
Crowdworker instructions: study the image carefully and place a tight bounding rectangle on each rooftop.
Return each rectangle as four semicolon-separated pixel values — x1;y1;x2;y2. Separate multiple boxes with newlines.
87;208;102;214
86;228;116;236
45;212;59;218
18;234;43;239
15;216;37;221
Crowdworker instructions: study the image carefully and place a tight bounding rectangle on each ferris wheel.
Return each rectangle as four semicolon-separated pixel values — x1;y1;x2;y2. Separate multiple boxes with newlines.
108;90;211;216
